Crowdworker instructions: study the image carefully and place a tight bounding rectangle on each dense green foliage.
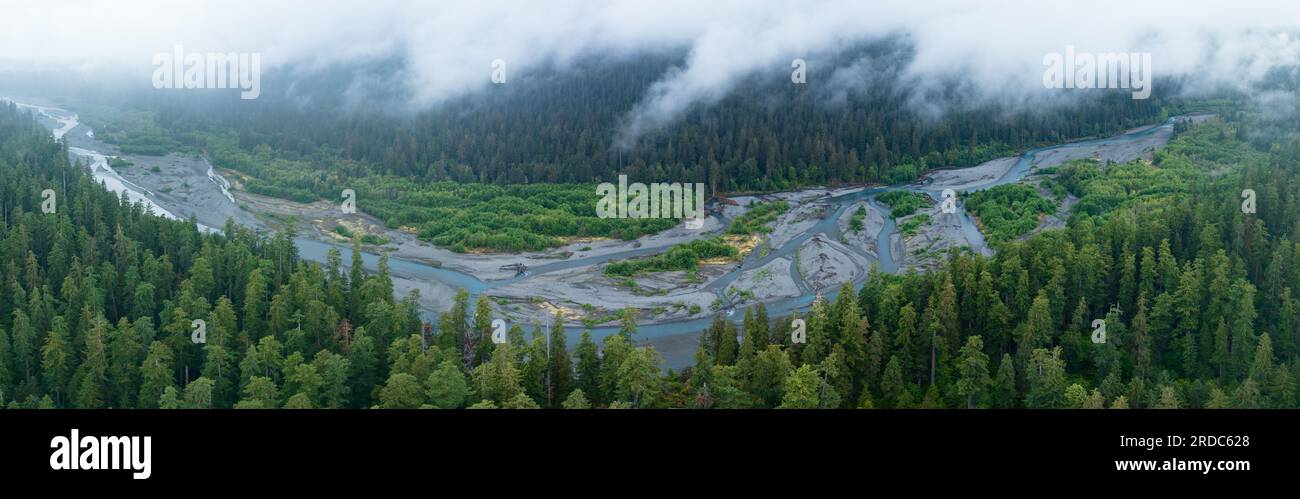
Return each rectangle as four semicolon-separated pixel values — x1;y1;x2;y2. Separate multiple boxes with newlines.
7;93;1299;410
897;213;932;237
850;206;867;233
604;238;738;277
355;180;676;253
877;190;930;218
71;47;1184;256
726;200;789;235
964;183;1058;244
87;53;1179;195
677;113;1300;409
90;109;182;156
599;196;791;277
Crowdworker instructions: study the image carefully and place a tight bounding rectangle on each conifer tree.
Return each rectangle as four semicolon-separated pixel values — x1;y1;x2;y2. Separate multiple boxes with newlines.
1025;347;1067;409
777;364;820;409
426;359;468;409
618;307;637;340
0;326;12;398
739;307;760;360
894;304;916;384
243;269;269;340
956;336;990;409
348;239;365;322
714;317;739;366
72;317;108;408
837;289;869;399
473;343;525;406
801;295;831;366
754;302;772;350
10;310;36;388
561;389;591;409
1153;386;1180;409
378;372;424;408
547;312;573;407
472;295;493;367
312;351;352;409
598;334;631;402
573;331;602;404
1131;295;1151;380
615;347;662;408
348;327;380;407
138;341;175;409
184;377;216;409
880;355;905;409
41;318;73;405
750;345;792;408
992;354;1016;408
522;329;547;403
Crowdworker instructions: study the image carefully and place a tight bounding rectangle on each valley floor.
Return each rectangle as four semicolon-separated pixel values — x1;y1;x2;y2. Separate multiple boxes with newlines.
8;96;1211;367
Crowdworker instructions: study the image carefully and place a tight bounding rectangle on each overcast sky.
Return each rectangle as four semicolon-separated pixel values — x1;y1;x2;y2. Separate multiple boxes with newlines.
3;0;1298;134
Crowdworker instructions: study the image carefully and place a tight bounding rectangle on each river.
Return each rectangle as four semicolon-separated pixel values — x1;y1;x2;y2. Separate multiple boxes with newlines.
10;97;1187;368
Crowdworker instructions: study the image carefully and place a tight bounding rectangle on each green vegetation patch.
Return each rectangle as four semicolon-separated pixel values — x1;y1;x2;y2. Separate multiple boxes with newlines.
364;181;677;253
1059;120;1260;220
849;206;867;233
964;183;1056;244
360;234;389;245
727;200;789;235
898;214;931;237
876;190;930;218
604;237;738;277
88;110;183;156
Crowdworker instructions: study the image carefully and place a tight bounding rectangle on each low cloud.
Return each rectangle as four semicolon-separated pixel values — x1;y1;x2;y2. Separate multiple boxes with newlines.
2;0;1298;140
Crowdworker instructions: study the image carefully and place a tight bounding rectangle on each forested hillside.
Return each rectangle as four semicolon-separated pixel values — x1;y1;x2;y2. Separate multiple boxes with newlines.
3;99;1299;409
682;112;1300;409
91;49;1180;190
74;50;1190;253
694;110;1300;409
0;102;405;408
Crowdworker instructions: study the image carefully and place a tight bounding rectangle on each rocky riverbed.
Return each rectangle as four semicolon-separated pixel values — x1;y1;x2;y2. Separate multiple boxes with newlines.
10;95;1205;368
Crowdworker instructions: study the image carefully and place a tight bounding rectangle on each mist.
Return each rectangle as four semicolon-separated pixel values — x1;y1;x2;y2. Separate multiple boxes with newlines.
3;0;1298;140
